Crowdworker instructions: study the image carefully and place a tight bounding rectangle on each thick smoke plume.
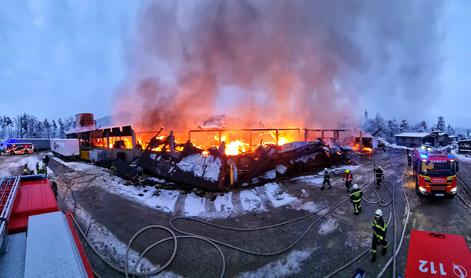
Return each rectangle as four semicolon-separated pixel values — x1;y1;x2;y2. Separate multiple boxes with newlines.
115;0;443;132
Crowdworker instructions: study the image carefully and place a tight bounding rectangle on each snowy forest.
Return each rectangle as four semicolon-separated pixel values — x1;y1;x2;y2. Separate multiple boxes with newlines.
363;111;456;142
0;114;75;139
0;111;459;143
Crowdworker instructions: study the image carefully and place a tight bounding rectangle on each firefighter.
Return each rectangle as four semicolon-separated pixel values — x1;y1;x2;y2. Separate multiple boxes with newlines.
407;153;412;167
36;162;41;174
43;154;50;167
371;209;388;262
375;166;384;189
343;169;353;192
350;184;362;215
321;168;331;190
22;164;30;175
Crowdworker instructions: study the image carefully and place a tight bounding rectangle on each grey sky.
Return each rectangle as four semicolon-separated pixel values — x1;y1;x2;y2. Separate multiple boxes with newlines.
0;1;470;127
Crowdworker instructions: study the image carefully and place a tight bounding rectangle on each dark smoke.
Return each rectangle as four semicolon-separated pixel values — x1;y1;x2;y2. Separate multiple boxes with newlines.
115;0;444;131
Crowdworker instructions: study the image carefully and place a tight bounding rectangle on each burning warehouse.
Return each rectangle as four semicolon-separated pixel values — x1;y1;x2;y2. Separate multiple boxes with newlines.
65;113;353;191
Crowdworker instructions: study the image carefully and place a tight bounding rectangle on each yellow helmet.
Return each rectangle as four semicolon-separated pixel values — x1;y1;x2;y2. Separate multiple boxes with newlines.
345;169;350;173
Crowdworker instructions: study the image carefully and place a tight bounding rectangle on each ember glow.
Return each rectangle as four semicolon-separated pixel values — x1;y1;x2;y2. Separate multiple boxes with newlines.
225;140;249;156
352;144;373;154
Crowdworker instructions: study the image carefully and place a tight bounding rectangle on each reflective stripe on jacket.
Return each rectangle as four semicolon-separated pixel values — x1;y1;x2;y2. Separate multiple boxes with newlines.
372;218;387;239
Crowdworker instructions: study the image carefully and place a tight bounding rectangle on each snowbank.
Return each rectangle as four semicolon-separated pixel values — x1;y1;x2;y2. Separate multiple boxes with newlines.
177;154;221;182
238;248;315;278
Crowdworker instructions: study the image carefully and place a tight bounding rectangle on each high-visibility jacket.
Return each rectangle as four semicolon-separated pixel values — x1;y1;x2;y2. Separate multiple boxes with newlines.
350;188;363;203
344;173;353;182
372;217;387;240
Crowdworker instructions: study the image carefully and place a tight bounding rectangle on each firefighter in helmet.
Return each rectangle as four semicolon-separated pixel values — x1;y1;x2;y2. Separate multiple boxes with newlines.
350;184;363;215
36;162;41;174
371;209;388;262
343;169;353;192
375;166;384;189
22;164;30;175
407;153;412;167
321;168;331;190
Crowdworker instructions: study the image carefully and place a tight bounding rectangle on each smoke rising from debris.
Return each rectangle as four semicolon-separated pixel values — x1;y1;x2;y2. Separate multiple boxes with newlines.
115;0;444;131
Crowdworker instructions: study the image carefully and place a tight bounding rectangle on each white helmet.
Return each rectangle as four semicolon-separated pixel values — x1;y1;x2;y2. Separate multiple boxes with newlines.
324;168;329;172
377;166;383;171
352;184;359;190
375;209;383;217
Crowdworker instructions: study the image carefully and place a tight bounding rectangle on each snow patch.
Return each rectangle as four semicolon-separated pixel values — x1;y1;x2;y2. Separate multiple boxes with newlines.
264;183;297;207
278;142;308;153
290;175;323;186
238;248;314;278
276;164;287;175
177;154;221;182
184;192;206;216
240;189;265;211
318;218;339;235
294;201;320;213
214;192;234;213
264;170;276;180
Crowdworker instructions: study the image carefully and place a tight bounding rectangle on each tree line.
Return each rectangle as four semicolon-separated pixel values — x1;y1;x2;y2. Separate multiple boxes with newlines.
363;111;455;142
0;114;75;139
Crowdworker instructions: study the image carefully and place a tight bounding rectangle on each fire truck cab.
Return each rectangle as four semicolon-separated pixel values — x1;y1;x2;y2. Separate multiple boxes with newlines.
413;146;459;198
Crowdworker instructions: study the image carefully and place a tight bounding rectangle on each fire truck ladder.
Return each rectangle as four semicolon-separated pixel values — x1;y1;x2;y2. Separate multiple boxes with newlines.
0;176;20;253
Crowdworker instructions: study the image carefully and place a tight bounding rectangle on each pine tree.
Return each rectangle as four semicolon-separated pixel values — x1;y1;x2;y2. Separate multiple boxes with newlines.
52;119;58;138
435;116;445;132
43;119;51;138
400;119;409;133
418;120;427;132
58;118;65;138
387;119;399;140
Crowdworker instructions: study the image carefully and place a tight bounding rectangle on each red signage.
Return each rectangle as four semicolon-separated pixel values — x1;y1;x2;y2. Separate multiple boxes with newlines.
406;229;471;278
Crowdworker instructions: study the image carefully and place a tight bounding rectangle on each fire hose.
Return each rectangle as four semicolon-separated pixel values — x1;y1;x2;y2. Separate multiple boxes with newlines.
324;179;395;278
64;176;375;277
58;156;405;277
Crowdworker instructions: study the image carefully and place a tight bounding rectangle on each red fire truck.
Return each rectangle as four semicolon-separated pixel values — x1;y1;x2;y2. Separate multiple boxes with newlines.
412;146;459;198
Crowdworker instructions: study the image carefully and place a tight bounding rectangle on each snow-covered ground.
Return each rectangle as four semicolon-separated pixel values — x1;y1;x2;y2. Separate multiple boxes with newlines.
238;248;316;278
52;157;327;219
